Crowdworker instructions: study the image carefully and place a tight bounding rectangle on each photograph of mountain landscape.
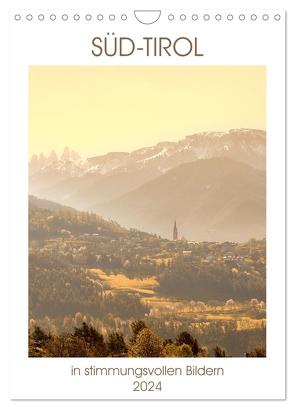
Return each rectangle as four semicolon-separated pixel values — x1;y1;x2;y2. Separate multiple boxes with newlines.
29;66;266;358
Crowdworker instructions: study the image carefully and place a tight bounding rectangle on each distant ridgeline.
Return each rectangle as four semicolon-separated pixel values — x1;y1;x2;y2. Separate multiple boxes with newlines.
29;129;266;242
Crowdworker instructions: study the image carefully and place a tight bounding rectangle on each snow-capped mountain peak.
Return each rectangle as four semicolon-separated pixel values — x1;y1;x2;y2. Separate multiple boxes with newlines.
30;129;266;181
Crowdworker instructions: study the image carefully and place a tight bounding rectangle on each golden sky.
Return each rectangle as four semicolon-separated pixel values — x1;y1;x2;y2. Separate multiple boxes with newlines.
29;66;266;158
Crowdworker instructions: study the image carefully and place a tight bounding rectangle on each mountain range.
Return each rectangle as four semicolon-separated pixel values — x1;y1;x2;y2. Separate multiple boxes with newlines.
29;129;266;241
97;158;265;242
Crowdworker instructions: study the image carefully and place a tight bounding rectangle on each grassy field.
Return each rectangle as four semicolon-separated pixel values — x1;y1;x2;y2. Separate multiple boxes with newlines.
91;268;159;295
90;269;266;332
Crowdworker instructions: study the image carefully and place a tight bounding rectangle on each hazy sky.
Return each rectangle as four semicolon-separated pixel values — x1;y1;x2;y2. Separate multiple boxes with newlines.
29;65;266;158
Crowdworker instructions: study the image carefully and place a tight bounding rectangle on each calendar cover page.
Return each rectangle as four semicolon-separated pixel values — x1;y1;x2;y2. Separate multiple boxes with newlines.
9;4;285;400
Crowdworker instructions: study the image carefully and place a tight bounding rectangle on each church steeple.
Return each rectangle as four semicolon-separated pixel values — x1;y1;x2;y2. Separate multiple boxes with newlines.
173;220;178;241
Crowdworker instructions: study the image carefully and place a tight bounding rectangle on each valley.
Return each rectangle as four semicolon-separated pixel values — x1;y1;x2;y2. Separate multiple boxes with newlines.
29;196;266;356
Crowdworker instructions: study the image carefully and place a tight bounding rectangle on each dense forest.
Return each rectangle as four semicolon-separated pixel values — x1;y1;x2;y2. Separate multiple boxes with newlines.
29;264;148;319
158;260;265;300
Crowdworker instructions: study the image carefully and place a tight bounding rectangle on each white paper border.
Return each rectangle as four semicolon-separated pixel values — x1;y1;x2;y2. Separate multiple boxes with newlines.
9;8;285;400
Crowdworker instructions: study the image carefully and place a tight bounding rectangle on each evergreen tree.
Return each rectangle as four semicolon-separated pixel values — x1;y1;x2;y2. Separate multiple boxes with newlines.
176;331;199;356
31;325;50;345
107;332;127;357
214;345;226;357
245;347;266;357
74;322;106;356
129;320;147;344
